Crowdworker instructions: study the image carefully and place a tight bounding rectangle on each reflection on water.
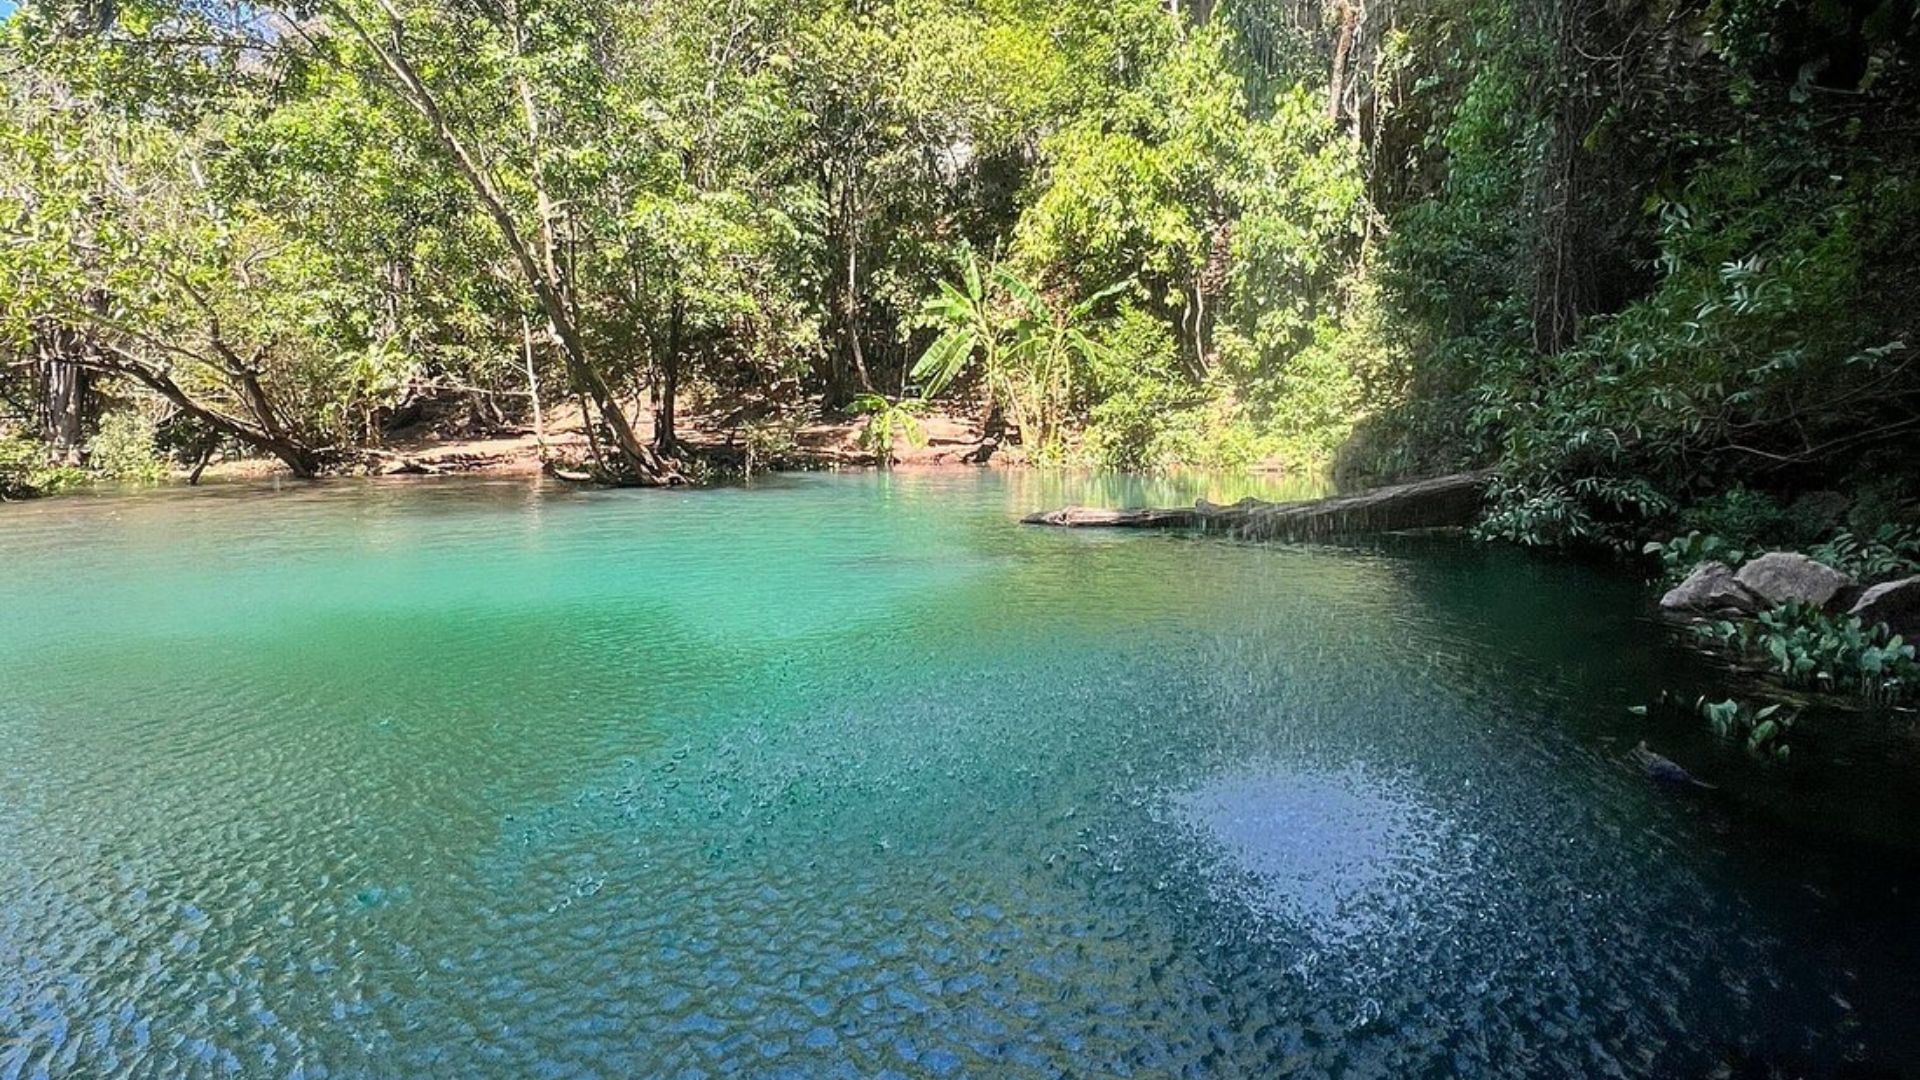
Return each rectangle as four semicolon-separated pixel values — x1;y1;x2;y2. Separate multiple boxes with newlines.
0;471;1916;1078
986;466;1333;511
1176;764;1466;950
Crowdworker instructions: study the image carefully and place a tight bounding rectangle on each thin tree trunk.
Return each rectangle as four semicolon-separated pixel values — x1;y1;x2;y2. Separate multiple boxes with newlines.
576;389;605;466
521;314;546;455
843;184;873;395
656;294;682;452
187;436;217;485
1328;0;1357;123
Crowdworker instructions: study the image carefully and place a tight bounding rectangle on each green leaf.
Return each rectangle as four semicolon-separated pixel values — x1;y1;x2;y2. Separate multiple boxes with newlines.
910;329;977;397
994;268;1049;324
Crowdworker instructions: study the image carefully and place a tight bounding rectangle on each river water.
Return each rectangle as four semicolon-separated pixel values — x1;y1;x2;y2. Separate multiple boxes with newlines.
3;471;1919;1078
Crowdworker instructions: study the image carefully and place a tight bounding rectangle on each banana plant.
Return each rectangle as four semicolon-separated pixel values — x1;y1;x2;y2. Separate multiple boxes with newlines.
851;393;927;467
911;247;1127;459
910;248;1008;399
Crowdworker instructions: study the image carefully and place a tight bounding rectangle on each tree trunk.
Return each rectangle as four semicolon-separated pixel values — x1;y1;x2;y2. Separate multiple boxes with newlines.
842;182;874;396
655;294;682;452
522;313;546;454
35;323;90;465
818;162;874;406
77;341;324;478
1328;0;1358;124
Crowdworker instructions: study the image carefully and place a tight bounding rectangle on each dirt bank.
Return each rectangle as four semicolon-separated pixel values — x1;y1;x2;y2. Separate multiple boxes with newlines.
191;400;1005;483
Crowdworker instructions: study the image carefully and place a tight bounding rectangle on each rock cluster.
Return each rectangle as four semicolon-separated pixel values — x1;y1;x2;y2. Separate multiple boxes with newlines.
1660;551;1920;636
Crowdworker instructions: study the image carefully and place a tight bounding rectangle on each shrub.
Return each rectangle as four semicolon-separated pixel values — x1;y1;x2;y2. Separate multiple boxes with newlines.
0;435;86;499
86;410;169;483
1809;527;1920;583
851;395;927;467
1697;603;1918;700
1699;697;1795;761
1676;486;1796;551
1644;531;1748;582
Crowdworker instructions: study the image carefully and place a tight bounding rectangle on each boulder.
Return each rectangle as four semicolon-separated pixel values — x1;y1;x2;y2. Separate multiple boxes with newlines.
1734;552;1853;609
1660;561;1760;614
1848;576;1920;636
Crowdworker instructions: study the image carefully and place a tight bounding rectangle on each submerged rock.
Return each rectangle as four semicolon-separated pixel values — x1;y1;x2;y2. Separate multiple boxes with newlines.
1631;742;1716;790
1848;575;1920;636
1734;552;1853;609
1659;562;1760;614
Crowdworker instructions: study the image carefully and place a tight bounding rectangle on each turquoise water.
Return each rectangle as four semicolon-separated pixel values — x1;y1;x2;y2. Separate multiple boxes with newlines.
3;471;1920;1078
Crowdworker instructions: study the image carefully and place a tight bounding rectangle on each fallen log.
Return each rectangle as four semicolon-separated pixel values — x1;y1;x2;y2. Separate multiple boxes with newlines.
1022;471;1493;541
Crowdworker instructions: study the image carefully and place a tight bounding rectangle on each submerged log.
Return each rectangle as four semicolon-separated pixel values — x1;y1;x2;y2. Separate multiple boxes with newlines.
1022;471;1493;541
1023;506;1202;529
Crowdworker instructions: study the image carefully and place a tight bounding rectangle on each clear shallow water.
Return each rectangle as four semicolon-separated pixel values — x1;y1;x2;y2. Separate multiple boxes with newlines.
4;471;1920;1079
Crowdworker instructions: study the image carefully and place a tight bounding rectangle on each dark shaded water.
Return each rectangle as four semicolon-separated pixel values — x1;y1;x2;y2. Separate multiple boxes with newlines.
3;471;1920;1079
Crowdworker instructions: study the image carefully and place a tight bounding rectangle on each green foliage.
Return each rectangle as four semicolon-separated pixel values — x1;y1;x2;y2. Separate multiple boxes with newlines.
1698;696;1795;761
1361;0;1920;554
850;394;927;466
1644;531;1748;582
1475;473;1672;550
1082;304;1189;469
1676;487;1797;551
1010;24;1374;472
1698;603;1919;699
1809;527;1920;584
911;249;1005;400
85;410;168;483
911;250;1117;460
0;435;85;499
739;415;801;479
2;0;1914;500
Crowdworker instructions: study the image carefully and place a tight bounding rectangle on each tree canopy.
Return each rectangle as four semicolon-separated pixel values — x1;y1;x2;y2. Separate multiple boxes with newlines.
1;0;1916;550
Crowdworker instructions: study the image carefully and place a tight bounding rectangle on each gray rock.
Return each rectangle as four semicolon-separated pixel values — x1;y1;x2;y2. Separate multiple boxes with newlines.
1735;552;1854;609
1660;561;1760;613
1848;575;1920;636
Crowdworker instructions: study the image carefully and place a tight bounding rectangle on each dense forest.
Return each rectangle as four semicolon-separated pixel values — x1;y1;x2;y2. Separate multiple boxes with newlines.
2;0;1916;553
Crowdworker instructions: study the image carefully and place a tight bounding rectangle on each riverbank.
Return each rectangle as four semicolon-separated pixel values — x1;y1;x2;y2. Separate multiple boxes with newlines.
183;400;1011;484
